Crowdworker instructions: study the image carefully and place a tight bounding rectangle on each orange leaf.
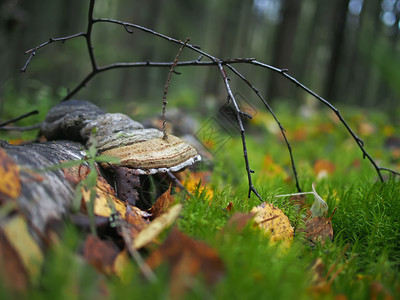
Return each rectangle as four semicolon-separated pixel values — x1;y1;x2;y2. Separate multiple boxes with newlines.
260;155;286;179
313;159;335;179
83;235;120;275
0;148;21;201
181;171;213;200
124;205;150;240
63;164;90;184
148;184;175;219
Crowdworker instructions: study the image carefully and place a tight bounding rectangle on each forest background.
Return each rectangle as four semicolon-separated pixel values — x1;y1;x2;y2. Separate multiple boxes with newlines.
1;0;400;118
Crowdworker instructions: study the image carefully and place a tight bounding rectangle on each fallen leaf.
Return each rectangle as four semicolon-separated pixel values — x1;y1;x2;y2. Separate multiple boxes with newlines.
181;171;213;200
8;139;25;145
148;184;175;219
260;155;287;179
124;205;150;240
133;203;182;249
224;212;253;232
305;217;333;245
0;230;29;291
83;235;120;275
146;227;225;299
310;183;329;218
370;281;394;300
112;249;131;282
358;121;376;136
225;201;234;212
313;159;335;180
251;202;293;246
63;163;90;184
292;127;308;141
0;148;21;202
81;176;127;218
1;215;44;285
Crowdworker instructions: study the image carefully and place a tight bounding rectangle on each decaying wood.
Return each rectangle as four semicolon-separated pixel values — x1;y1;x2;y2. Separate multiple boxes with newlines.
0;140;86;237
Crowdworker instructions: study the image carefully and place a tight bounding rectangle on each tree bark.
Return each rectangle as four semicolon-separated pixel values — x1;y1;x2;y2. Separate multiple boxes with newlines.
268;0;302;100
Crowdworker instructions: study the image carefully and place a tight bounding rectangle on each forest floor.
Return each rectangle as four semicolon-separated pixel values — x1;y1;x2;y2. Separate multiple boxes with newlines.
1;99;400;299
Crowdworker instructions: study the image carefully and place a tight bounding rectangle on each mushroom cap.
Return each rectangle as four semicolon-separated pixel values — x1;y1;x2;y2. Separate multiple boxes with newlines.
99;134;201;175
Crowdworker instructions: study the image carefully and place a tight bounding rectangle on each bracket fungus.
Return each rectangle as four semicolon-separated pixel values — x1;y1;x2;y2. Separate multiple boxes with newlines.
41;100;201;205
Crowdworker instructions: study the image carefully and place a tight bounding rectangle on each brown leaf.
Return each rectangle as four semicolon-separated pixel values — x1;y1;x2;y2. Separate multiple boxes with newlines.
0;230;29;291
313;159;335;179
225;212;253;232
225;201;234;212
83;235;120;275
370;281;394;300
0;148;21;202
2;215;43;284
124;205;150;240
305;217;333;245
148;184;175;219
146;228;225;299
63;163;90;184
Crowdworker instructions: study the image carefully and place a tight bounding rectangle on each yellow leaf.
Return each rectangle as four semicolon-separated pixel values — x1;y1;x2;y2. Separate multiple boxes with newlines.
0;148;21;200
81;176;127;217
2;215;44;284
113;250;132;282
260;155;287;179
133;203;182;249
251;202;293;247
182;171;213;200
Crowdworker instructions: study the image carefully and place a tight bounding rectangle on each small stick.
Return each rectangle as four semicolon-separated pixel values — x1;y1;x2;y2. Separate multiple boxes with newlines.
0;110;39;127
0;124;42;131
161;38;190;140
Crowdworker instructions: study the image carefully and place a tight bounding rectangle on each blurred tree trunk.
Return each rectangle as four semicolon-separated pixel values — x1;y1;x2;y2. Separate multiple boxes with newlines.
353;1;383;106
268;0;301;100
323;0;350;101
204;0;244;100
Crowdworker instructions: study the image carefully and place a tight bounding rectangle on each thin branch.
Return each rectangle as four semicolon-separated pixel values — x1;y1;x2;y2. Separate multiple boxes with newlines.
250;60;386;181
0;123;41;131
161;38;189;140
379;167;400;177
216;61;262;200
20;33;86;72
93;18;218;62
226;64;302;193
0;110;38;127
86;0;97;71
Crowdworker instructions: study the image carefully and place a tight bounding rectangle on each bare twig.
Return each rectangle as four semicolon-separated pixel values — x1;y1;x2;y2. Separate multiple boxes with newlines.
0;110;38;127
0;123;41;131
216;61;262;200
161;38;189;140
20;33;86;73
226;64;302;193
20;0;399;198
